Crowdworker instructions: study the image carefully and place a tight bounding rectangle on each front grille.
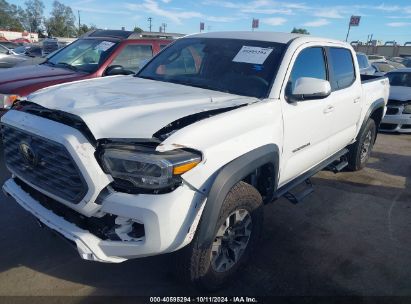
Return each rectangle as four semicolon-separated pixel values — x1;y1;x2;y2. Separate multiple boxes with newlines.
386;107;400;115
401;124;411;129
2;125;87;203
380;123;398;130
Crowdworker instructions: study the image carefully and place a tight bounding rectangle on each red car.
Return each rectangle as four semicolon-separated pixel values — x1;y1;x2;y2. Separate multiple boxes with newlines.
0;30;173;110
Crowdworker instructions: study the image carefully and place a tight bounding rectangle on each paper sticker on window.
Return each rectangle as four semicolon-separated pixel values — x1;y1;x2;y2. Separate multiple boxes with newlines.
233;46;273;64
94;41;115;52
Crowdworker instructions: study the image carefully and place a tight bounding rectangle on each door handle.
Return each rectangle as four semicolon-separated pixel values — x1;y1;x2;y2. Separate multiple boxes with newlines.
354;97;361;103
323;105;335;114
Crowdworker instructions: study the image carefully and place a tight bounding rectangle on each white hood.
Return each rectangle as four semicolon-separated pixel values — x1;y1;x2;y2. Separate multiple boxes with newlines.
28;76;255;139
389;86;411;102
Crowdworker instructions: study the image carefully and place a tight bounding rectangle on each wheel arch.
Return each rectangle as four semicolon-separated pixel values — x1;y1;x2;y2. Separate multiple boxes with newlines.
196;144;279;248
359;98;385;142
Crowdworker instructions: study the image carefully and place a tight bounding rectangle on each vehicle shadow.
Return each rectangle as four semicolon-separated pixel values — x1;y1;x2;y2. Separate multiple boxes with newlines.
1;143;411;296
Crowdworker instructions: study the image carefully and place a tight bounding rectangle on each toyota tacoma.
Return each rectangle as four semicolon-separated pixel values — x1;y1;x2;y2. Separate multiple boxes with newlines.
2;32;389;290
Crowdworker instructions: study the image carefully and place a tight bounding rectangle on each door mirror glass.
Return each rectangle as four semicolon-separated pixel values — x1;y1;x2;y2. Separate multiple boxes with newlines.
290;77;331;102
105;65;134;76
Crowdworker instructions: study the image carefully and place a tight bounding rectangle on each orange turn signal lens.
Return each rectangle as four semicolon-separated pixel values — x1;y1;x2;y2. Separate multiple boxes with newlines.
173;161;201;175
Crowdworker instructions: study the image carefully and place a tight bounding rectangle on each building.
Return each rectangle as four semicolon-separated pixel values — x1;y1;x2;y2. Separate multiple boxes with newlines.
0;30;39;42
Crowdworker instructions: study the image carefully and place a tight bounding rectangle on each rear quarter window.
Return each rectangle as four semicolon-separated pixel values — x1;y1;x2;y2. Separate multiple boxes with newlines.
329;48;356;90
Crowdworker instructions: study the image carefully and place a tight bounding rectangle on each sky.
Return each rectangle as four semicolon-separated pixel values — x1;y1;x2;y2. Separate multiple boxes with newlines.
8;0;411;44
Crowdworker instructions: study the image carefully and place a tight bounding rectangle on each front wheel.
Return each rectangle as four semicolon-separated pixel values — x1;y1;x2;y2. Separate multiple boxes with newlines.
175;181;263;291
348;119;377;171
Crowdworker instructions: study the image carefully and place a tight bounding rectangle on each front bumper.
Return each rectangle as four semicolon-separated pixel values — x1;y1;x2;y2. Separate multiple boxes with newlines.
3;177;206;263
381;113;411;133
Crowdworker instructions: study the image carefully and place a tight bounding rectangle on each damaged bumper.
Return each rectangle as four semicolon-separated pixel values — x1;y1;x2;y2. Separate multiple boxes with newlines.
3;177;205;263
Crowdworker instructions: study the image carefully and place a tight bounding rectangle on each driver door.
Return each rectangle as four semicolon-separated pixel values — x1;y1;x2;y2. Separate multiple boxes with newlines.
279;46;333;186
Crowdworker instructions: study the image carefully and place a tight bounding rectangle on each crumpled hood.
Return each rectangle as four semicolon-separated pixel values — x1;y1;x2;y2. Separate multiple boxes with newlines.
28;76;254;139
389;86;411;102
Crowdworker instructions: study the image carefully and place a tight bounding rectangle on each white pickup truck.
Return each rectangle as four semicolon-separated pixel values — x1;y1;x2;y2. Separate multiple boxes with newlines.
2;32;389;290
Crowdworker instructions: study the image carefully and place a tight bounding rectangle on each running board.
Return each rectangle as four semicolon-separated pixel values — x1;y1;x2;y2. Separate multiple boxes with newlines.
274;148;349;204
283;179;313;204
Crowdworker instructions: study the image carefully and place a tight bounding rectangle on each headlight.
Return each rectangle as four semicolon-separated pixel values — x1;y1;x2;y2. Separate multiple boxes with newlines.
403;104;411;114
101;147;201;192
0;94;21;109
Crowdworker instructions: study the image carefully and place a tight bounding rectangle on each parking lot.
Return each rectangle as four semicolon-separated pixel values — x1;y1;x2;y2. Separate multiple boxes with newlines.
0;132;409;296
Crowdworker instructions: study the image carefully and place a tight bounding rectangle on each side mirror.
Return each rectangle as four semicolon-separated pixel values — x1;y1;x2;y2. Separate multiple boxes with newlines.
104;65;134;76
289;77;331;102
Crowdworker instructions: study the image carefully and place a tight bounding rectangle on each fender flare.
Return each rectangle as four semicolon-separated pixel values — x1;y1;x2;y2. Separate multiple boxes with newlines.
357;98;385;140
196;144;279;248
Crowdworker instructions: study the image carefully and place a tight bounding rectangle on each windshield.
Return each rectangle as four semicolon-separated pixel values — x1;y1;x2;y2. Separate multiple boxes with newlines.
137;38;286;98
46;39;118;73
387;72;411;87
0;42;18;49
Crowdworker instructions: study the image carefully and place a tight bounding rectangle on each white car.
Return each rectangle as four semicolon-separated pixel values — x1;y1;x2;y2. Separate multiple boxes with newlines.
380;68;411;133
368;54;387;63
2;32;389;290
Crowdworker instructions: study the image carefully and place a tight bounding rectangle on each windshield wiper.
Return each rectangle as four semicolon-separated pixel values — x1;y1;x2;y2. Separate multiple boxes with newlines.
57;62;78;71
42;60;55;66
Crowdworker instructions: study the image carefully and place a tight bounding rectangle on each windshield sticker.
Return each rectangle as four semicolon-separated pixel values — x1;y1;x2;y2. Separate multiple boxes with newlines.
233;46;273;64
94;41;115;52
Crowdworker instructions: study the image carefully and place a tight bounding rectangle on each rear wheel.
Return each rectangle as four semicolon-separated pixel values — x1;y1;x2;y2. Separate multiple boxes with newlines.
175;181;263;291
348;119;376;171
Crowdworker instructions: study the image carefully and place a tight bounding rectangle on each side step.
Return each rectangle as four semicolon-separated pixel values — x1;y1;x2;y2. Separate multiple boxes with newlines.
326;158;348;173
283;179;313;204
274;148;349;204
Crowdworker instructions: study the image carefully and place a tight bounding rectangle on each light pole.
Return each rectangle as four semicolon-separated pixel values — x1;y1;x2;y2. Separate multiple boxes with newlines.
148;17;152;32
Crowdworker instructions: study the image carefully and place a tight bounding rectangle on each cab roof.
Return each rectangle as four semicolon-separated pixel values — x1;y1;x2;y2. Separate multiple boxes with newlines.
187;31;347;46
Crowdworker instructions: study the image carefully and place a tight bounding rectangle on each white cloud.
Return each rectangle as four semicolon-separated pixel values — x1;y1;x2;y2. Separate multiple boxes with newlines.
206;16;239;22
262;17;287;26
314;8;344;19
303;19;330;27
386;22;411;27
126;0;202;24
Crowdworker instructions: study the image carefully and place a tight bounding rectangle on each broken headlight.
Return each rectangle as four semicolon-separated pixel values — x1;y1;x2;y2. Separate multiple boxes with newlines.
101;147;201;192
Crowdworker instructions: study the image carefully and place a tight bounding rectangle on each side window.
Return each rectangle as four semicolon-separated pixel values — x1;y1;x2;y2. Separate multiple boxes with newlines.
357;55;366;69
0;45;8;54
329;48;356;90
111;44;153;73
286;47;327;96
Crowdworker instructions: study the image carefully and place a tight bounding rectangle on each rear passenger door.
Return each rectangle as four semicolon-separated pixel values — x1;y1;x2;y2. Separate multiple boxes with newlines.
109;43;153;74
326;47;362;154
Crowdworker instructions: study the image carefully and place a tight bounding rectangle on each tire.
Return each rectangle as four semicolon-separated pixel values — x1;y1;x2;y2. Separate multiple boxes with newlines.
347;118;377;171
175;181;263;291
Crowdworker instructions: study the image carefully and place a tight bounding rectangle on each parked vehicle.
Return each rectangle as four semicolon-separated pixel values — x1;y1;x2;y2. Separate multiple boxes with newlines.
380;68;411;133
372;61;397;76
2;32;389;290
356;52;375;75
0;29;173;111
0;41;19;50
390;57;411;67
0;44;27;68
367;54;387;63
13;45;43;57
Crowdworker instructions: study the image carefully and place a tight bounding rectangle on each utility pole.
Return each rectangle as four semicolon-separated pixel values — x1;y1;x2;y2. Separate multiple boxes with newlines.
148;17;152;32
78;10;81;36
162;23;167;33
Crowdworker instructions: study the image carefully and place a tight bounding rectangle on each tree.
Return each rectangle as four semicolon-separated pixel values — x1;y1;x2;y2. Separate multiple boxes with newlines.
0;0;25;31
291;27;310;35
45;0;76;37
78;23;98;36
133;26;143;33
24;0;44;34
